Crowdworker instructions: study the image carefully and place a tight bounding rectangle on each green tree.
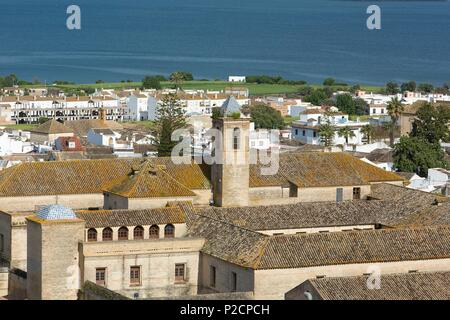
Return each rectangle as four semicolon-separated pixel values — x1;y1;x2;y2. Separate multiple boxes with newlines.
385;81;399;94
349;84;361;94
336;93;356;115
361;124;375;144
338;126;356;144
323;77;336;86
417;83;434;94
142;76;162;90
354;98;368;115
304;88;332;106
318;121;335;147
411;103;450;144
393;136;448;176
170;72;185;89
38;117;50;124
400;81;416;93
386;97;404;146
152;94;187;157
250;104;284;129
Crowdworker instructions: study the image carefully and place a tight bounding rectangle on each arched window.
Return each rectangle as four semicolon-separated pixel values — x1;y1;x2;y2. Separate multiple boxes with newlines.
164;224;175;238
87;228;97;242
134;226;144;240
118;227;129;240
149;225;160;239
233;128;240;150
102;227;113;241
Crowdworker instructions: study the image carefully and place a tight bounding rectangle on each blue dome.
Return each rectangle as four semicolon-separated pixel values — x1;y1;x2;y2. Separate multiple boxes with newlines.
36;204;77;220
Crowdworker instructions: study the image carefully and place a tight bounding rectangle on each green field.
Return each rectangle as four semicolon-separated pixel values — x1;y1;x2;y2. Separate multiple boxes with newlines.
3;123;38;130
23;81;383;96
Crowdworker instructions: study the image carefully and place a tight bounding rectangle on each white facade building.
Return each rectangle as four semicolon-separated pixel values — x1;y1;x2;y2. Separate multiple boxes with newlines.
228;76;246;83
291;109;369;146
0;95;124;124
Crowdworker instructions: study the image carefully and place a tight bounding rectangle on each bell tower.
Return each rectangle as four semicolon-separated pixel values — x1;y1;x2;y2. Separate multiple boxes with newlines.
211;117;250;207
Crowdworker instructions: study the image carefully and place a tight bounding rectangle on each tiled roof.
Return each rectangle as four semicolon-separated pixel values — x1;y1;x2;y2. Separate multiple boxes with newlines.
304;272;450;300
103;161;196;198
250;153;404;188
256;226;450;270
196;200;418;231
220;96;242;116
64;120;123;137
151;157;211;190
187;214;268;268
36;204;77;220
0;158;141;196
91;128;115;135
0;153;401;198
30;119;74;134
188;211;450;270
76;207;185;228
0;157;210;197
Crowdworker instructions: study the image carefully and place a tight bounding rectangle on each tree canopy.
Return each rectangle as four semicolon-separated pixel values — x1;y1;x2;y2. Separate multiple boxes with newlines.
142;76;162;90
411;103;450;144
393;136;448;176
385;81;400;94
249;104;284;129
152;94;187;157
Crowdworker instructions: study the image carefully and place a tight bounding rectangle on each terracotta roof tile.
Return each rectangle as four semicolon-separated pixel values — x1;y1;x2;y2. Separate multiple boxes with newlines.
256;226;450;269
30;119;74;134
304;271;450;300
103;161;196;198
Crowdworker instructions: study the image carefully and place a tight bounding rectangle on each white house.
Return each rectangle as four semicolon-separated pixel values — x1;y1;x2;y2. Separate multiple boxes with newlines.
228;76;246;83
127;93;149;121
0;132;32;156
291;108;369;146
87;128;117;147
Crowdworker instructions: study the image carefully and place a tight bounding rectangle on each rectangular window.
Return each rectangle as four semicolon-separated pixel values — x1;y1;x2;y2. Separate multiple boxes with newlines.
313;131;317;138
210;266;216;288
302;130;306;136
353;187;361;200
175;264;186;282
96;268;106;286
130;266;141;285
231;272;237;292
295;129;298;135
336;188;343;202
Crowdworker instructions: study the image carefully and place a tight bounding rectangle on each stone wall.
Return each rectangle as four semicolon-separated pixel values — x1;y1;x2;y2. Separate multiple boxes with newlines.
81;238;204;299
0;267;7;297
27;218;85;300
198;254;254;295
0;194;104;212
7;268;27;300
104;193;195;210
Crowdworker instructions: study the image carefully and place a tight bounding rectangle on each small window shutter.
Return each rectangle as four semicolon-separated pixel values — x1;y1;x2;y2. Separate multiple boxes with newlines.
336;188;343;202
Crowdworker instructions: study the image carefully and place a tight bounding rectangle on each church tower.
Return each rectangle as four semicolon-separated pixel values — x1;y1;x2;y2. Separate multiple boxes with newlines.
26;205;84;300
211;96;250;207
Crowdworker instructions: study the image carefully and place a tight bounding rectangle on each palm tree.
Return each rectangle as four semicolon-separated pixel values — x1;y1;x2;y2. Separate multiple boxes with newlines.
337;126;356;144
361;124;375;144
318;121;335;147
386;97;404;146
170;72;184;90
